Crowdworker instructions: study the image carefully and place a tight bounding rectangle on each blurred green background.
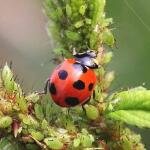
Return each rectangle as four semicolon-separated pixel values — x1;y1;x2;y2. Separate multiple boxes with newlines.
0;0;150;149
107;0;150;90
107;0;150;148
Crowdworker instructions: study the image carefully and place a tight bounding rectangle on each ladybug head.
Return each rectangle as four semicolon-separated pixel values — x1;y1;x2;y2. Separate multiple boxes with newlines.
73;49;99;69
86;50;97;58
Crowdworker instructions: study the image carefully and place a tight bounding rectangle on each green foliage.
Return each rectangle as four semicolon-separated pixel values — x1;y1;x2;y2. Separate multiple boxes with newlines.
44;138;63;150
107;110;150;128
30;130;44;141
0;64;107;149
0;116;12;128
73;129;94;148
107;127;146;150
84;104;99;120
0;136;26;150
34;104;44;120
0;60;147;149
0;0;149;149
106;87;150;128
44;0;114;57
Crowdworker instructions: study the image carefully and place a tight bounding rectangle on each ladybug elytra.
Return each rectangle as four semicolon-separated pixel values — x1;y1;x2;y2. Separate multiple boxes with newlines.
45;50;99;107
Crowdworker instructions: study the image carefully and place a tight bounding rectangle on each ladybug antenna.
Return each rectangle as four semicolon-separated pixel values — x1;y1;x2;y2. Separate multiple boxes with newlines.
61;50;66;60
86;44;90;50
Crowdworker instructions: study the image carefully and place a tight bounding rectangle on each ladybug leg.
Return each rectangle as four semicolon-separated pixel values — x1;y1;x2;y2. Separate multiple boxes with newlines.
81;97;91;114
44;78;50;94
82;97;91;105
93;90;95;99
67;108;72;115
82;105;86;114
92;90;100;103
38;79;50;95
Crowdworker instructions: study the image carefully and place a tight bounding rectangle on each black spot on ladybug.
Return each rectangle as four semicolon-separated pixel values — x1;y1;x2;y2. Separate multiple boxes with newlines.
73;80;85;90
49;83;57;95
58;70;68;80
65;97;80;106
88;83;94;91
72;62;87;73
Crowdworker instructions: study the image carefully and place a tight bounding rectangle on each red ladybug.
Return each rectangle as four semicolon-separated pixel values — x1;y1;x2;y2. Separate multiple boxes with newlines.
45;50;99;107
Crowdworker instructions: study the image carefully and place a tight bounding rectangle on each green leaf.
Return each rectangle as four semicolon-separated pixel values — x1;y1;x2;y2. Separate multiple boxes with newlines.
0;137;25;150
89;31;98;49
1;64;15;93
74;20;84;28
44;138;63;150
66;4;72;17
111;87;150;111
45;102;51;122
103;52;113;64
80;135;93;148
25;93;39;103
107;110;150;128
16;95;27;112
30;130;44;141
65;30;81;41
79;129;94;148
1;64;23;95
101;18;113;27
56;7;63;20
20;114;39;128
92;0;106;26
41;119;48;129
84;105;99;120
79;5;87;15
106;87;150;128
85;18;92;24
0;116;12;128
53;48;72;58
101;29;114;47
34;104;44;120
60;115;76;132
0;138;9;149
73;138;80;148
2;64;13;83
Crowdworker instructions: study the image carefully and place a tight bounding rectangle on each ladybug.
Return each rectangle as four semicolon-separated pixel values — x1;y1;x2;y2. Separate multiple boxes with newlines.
44;50;99;107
